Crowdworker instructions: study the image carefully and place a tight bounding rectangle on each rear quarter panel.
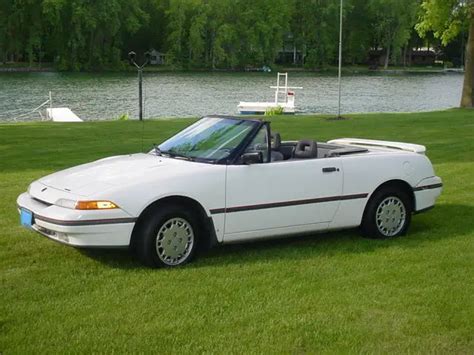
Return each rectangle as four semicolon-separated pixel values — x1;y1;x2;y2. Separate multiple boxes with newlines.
329;151;435;229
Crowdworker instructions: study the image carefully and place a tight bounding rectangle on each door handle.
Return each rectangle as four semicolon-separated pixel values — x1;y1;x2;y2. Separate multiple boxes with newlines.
322;167;339;173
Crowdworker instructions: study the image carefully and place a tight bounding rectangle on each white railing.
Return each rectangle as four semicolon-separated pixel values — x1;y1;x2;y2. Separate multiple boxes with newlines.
270;73;302;105
9;91;52;122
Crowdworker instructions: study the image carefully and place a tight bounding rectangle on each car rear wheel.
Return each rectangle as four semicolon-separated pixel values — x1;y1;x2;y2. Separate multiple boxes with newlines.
133;204;199;267
361;187;412;239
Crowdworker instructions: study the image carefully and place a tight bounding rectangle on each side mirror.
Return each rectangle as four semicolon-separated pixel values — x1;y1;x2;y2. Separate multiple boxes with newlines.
241;152;263;165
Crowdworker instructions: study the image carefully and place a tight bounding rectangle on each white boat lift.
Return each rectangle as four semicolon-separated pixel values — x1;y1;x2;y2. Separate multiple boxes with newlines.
46;107;82;122
238;72;302;115
11;91;83;122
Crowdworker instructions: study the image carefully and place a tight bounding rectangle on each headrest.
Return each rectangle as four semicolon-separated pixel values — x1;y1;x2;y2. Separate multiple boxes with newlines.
294;139;318;159
271;132;281;150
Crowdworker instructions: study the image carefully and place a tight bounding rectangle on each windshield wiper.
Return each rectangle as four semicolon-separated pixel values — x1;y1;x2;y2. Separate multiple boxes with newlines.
152;143;162;156
160;149;195;162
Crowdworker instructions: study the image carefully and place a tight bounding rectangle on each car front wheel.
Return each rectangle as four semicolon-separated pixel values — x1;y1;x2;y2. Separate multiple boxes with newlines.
133;204;199;267
361;187;412;238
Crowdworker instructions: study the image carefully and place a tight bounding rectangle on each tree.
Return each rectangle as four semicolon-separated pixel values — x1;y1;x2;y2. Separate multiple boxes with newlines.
369;0;420;69
417;0;474;107
0;0;468;73
122;0;167;60
344;0;373;65
42;0;147;70
290;0;340;68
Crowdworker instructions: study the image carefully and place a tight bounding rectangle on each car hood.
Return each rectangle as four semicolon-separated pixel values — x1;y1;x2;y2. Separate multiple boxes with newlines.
39;153;169;197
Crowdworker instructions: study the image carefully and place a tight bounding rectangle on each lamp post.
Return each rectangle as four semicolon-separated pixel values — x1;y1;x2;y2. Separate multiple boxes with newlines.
128;51;150;121
337;0;343;119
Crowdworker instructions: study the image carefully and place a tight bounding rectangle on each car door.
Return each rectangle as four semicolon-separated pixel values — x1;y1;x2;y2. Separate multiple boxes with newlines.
223;125;343;241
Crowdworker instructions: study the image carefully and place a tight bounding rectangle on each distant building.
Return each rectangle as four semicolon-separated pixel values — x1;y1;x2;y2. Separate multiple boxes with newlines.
276;33;303;65
149;49;166;65
410;50;436;65
368;49;437;67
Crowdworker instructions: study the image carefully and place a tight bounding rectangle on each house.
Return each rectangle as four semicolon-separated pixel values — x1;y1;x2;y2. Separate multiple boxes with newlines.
410;50;436;65
276;33;303;65
368;49;437;67
149;49;166;65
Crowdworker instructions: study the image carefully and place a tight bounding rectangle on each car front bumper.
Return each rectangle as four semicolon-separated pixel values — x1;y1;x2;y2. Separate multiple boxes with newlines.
17;192;136;248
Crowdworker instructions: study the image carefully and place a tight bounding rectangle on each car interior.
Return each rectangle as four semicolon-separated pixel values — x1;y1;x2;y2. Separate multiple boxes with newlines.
270;132;369;162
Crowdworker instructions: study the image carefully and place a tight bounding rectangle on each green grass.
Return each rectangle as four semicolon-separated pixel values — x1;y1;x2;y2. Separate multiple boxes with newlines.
1;110;473;353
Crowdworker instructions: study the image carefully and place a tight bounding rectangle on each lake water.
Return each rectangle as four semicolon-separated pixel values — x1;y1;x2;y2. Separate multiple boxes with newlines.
0;71;463;121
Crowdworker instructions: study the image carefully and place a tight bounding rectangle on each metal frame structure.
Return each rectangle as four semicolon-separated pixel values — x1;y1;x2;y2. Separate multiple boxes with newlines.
128;51;150;121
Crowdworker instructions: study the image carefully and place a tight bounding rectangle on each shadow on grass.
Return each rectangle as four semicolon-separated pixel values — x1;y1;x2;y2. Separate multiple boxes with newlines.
78;248;144;269
79;203;474;269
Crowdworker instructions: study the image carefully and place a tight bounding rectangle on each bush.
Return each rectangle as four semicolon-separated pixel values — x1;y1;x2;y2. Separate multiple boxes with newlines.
117;113;129;121
265;106;284;116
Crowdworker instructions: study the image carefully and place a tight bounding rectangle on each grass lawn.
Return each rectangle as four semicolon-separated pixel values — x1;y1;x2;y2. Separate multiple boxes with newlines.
0;109;473;353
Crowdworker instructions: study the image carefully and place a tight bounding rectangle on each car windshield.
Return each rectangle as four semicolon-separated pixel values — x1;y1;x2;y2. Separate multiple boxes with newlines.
158;117;258;162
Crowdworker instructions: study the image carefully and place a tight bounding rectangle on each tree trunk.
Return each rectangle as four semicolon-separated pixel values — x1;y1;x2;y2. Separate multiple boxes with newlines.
392;48;399;66
88;31;94;69
39;41;42;68
28;44;33;68
402;45;407;67
384;44;390;69
210;31;215;70
302;43;306;66
293;43;297;65
461;16;474;107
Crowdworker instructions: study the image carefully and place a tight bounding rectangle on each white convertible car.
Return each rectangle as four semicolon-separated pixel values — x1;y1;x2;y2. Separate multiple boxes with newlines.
17;116;442;267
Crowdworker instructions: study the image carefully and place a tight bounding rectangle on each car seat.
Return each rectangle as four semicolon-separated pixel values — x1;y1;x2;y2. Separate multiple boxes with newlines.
294;139;318;159
270;133;284;161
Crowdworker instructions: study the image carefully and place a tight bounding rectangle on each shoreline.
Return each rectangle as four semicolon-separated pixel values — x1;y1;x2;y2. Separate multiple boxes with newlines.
0;108;464;125
0;65;463;75
0;67;55;73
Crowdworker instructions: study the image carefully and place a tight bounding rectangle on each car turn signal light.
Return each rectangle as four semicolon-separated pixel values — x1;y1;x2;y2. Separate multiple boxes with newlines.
75;200;118;210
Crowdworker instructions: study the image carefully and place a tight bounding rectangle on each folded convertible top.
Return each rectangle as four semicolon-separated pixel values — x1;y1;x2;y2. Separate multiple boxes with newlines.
328;138;426;154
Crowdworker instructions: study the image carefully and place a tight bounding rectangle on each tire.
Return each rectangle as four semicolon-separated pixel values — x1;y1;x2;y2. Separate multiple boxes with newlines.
132;203;200;268
361;186;412;239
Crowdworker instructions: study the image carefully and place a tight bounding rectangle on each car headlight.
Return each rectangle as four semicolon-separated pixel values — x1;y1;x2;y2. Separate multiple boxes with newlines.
55;198;78;209
55;199;119;210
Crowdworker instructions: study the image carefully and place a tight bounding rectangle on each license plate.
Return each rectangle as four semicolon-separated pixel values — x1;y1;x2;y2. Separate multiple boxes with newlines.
20;208;34;228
